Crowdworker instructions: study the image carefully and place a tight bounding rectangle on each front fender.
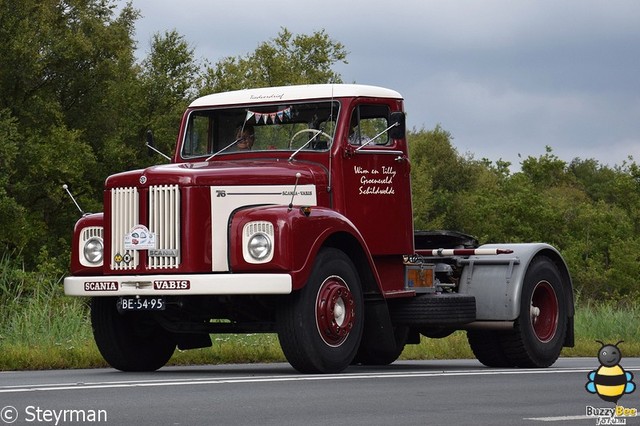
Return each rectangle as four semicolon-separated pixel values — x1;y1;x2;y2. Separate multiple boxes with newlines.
229;205;374;290
458;243;574;321
70;213;104;275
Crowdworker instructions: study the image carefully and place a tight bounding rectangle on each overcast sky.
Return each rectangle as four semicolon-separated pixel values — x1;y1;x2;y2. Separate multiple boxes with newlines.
124;0;640;169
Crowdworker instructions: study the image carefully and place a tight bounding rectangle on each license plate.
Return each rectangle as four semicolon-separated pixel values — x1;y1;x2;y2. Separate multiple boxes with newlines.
118;297;166;311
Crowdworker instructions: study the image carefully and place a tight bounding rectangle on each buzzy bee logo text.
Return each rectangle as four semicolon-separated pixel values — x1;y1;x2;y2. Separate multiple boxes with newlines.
585;341;637;425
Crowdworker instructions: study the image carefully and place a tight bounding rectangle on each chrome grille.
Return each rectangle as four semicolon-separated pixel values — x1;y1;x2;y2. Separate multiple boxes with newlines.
110;185;181;270
110;187;139;270
148;184;181;269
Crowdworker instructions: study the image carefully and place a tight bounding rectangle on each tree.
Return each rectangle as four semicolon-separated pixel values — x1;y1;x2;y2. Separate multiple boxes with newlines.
137;30;201;157
408;125;502;232
201;28;348;93
0;0;140;266
0;109;28;249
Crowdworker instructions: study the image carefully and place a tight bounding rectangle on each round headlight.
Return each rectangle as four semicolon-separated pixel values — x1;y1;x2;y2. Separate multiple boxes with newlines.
83;237;104;265
247;233;272;261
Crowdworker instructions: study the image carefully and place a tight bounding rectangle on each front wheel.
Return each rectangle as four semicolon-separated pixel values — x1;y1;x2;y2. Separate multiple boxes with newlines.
276;248;364;373
91;297;176;372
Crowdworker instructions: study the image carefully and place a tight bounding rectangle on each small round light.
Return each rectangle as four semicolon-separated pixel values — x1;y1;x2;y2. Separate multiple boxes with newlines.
83;237;104;265
247;233;272;261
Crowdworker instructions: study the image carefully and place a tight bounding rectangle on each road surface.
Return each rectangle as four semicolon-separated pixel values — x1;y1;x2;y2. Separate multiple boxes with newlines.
1;358;638;425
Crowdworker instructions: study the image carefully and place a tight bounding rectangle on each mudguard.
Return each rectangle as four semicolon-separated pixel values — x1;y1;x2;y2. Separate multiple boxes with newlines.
229;205;381;292
458;243;574;321
69;213;104;275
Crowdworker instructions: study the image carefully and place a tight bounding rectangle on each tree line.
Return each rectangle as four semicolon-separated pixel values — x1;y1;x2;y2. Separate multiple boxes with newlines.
1;0;637;302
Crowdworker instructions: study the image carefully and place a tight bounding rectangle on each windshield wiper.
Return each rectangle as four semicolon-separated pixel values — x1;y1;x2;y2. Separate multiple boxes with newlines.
288;131;331;162
354;122;399;152
205;138;240;161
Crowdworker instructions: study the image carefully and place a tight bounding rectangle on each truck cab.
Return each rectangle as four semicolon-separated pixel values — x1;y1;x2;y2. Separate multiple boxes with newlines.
64;84;574;373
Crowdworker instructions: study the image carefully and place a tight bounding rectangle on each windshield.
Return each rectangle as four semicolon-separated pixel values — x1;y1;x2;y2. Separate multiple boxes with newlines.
181;100;339;159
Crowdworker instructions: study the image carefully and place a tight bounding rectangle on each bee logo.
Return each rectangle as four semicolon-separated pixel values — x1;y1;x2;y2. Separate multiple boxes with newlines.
586;340;636;403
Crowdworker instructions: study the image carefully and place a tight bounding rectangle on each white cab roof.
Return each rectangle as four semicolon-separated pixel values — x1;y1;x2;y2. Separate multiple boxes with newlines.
189;84;403;108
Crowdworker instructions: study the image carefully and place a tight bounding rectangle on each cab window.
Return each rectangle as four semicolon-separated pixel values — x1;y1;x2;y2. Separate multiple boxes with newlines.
348;105;391;147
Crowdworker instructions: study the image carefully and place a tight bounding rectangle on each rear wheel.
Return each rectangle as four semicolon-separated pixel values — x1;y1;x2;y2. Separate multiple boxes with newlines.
468;256;567;368
277;248;364;373
91;297;176;372
502;256;567;367
467;330;514;367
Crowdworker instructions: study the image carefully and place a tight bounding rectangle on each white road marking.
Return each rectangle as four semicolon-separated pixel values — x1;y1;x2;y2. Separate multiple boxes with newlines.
524;415;590;422
4;366;638;394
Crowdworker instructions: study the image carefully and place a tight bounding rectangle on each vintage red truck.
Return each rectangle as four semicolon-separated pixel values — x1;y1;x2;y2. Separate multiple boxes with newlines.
64;84;574;373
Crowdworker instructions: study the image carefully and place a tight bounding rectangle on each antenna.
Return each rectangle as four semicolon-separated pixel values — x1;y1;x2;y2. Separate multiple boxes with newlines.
62;184;86;216
327;84;335;193
288;173;302;210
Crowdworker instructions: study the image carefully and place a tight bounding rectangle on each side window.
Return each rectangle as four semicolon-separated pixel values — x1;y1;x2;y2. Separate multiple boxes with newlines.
183;113;212;157
348;105;391;147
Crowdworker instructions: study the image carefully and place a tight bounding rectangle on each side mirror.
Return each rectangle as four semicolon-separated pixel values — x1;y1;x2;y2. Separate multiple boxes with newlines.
146;130;156;157
389;112;406;139
145;129;172;161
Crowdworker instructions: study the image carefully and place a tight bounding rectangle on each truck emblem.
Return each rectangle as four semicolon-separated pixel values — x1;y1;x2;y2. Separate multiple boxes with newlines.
154;280;190;290
139;175;147;185
149;249;179;257
84;281;118;291
124;225;156;250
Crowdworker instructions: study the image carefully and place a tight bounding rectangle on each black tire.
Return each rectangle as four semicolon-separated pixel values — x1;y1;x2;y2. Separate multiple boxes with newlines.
389;294;476;326
353;326;409;366
91;297;176;372
276;248;364;374
500;256;568;367
467;330;514;368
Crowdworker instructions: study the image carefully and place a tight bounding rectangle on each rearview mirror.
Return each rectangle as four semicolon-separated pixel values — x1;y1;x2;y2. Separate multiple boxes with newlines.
144;129;172;161
146;130;156;157
389;112;406;139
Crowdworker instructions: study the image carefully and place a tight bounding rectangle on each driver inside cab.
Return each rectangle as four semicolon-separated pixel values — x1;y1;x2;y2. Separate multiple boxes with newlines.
235;125;255;150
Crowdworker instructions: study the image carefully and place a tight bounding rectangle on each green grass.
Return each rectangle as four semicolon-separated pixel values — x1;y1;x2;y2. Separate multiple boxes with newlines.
4;301;636;371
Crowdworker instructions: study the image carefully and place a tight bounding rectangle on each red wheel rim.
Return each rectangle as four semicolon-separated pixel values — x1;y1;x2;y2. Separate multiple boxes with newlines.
530;280;559;343
315;276;355;347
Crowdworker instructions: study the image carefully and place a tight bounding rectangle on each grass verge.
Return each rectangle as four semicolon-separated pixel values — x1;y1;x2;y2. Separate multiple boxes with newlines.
1;253;638;370
1;299;638;370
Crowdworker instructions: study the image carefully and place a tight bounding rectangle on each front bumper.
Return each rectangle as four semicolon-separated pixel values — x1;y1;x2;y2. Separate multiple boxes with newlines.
64;273;292;296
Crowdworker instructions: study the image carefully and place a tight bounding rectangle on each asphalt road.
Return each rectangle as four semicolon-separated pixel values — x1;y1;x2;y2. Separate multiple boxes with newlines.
1;358;639;426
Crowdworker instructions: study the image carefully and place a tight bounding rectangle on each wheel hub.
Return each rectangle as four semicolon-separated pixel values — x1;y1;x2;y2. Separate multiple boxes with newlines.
316;276;355;347
530;280;559;343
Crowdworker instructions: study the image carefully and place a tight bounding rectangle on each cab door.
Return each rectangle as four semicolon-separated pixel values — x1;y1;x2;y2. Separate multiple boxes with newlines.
340;103;413;256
